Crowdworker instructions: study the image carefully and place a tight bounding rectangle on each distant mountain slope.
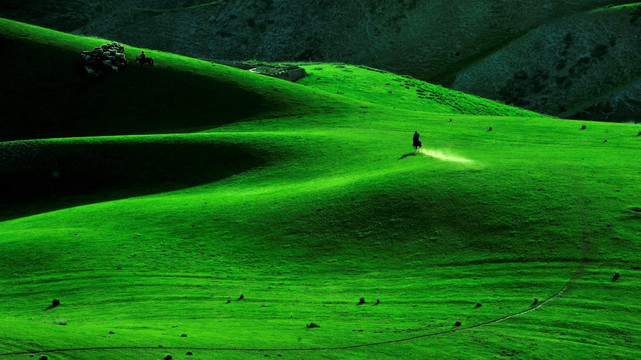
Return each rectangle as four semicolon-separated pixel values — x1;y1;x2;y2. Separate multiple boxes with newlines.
1;0;638;121
451;4;641;122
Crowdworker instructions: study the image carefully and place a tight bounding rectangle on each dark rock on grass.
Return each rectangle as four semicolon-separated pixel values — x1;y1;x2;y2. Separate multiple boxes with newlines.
454;321;462;327
186;351;193;356
532;298;539;306
357;297;365;305
475;303;482;308
612;272;620;281
306;322;320;328
181;334;187;337
108;331;115;334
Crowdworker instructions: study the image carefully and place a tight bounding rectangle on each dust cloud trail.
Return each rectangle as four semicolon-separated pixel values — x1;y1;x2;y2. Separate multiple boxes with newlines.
418;148;474;164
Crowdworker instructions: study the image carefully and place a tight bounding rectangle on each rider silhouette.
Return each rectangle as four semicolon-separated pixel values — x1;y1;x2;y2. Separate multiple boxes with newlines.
140;51;146;60
413;131;420;144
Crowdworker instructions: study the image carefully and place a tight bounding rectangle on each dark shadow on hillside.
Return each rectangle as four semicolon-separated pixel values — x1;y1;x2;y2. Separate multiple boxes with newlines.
0;140;264;221
0;34;277;142
398;153;416;160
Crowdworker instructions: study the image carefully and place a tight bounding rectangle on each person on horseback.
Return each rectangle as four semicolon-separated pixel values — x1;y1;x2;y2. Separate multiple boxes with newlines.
413;130;422;150
139;51;146;60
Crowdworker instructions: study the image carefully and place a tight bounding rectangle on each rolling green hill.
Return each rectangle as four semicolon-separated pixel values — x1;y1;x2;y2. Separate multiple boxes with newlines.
0;18;640;360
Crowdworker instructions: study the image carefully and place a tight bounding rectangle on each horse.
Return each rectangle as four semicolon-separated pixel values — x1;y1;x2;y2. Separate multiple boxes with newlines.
413;139;422;151
135;56;154;67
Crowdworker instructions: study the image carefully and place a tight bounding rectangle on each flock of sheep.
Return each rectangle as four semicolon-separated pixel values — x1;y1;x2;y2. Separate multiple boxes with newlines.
81;42;128;78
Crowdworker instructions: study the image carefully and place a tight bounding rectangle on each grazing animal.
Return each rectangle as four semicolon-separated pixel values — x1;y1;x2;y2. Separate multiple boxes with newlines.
374;299;380;305
454;321;462;327
475;303;482;308
413;139;422;151
488;126;493;131
581;125;587;130
612;272;620;281
306;323;321;328
135;55;154;67
531;298;539;306
357;297;366;305
237;294;244;301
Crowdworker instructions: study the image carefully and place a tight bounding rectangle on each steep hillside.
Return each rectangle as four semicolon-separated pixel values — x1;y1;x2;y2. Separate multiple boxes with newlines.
1;19;640;360
452;4;641;122
0;18;349;141
1;0;640;121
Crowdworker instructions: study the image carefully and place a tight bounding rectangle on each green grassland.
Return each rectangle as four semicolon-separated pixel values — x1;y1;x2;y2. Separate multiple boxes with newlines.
0;18;640;359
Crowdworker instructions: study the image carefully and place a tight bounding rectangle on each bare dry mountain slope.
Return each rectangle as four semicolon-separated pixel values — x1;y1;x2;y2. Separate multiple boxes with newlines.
1;0;640;122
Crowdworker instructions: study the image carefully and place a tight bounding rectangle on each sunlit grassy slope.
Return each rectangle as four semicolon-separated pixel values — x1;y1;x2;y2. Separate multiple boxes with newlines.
0;18;640;360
